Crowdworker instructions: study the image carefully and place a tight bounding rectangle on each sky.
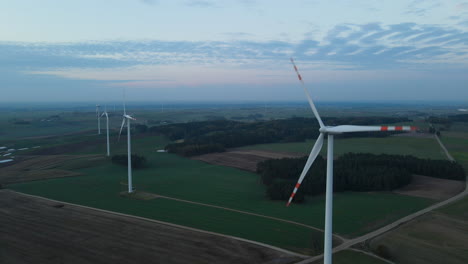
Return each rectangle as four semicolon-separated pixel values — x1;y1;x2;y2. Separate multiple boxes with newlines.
0;0;467;103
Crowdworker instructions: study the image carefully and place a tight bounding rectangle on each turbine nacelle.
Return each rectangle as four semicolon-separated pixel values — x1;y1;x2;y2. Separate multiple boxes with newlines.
123;114;136;121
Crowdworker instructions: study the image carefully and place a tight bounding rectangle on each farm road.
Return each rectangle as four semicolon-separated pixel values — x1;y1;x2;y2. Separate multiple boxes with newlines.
435;134;455;161
293;179;468;264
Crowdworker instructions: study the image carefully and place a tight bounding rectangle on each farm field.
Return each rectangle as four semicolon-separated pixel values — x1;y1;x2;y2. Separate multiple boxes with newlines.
192;149;304;172
0;190;301;264
441;131;468;170
3;105;463;259
312;250;388;264
368;211;468;264
365;124;468;264
240;135;446;160
7;135;434;254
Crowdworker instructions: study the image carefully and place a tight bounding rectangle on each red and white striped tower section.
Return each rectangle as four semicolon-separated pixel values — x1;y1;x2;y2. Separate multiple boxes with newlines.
287;58;417;264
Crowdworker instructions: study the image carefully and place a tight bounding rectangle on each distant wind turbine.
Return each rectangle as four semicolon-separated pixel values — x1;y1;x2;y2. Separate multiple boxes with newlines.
118;94;136;193
101;106;110;156
287;58;416;264
96;105;101;135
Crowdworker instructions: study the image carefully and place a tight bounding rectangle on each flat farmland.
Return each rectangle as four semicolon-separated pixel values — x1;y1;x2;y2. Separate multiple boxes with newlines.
192;149;303;172
368;211;468;264
312;250;389;264
0;190;302;264
393;175;465;201
240;135;446;160
8;138;433;251
0;155;104;184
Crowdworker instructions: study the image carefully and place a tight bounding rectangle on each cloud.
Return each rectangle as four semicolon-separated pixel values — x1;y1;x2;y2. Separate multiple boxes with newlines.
1;22;467;91
404;0;442;16
185;0;218;8
139;0;158;5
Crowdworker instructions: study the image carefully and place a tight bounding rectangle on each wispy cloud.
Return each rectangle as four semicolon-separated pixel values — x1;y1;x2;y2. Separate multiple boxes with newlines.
139;0;158;5
185;0;218;8
1;22;467;90
404;0;442;16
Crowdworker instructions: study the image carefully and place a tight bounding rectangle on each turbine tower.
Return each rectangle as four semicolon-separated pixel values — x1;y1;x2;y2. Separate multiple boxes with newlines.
96;105;101;135
119;97;136;193
287;58;416;264
101;107;110;156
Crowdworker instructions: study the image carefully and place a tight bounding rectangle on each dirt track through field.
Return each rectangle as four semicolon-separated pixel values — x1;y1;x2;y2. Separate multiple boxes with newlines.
435;134;455;161
152;193;347;243
0;190;303;264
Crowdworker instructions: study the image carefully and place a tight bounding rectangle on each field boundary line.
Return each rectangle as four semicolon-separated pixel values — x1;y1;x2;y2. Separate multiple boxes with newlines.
348;248;395;264
294;178;468;264
155;193;347;243
7;190;310;259
434;134;455;161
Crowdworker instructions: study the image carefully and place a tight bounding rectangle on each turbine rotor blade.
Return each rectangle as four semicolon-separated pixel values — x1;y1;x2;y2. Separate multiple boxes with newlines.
286;133;325;206
123;89;127;115
324;125;417;134
118;118;126;141
290;58;325;128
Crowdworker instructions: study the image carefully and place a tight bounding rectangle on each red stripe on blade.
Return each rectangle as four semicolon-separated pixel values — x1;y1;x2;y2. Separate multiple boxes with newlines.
411;126;417;131
290;192;296;198
380;126;388;131
298;74;302;81
395;126;402;131
295;183;301;189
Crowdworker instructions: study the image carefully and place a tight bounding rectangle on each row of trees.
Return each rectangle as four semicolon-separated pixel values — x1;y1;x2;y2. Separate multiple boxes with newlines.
151;117;412;156
111;154;148;169
258;153;465;203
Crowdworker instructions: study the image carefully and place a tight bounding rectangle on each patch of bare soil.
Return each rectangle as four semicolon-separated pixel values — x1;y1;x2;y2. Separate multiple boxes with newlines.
0;190;301;264
369;212;468;264
192;149;304;172
394;175;465;201
27;140;102;155
0;155;104;184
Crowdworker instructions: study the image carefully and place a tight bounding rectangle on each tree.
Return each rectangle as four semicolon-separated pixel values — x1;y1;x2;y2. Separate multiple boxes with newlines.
112;154;148;169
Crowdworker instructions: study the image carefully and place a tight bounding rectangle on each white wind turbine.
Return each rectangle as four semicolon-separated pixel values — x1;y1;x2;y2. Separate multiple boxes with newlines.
118;98;137;193
101;106;110;157
96;105;101;135
287;58;416;264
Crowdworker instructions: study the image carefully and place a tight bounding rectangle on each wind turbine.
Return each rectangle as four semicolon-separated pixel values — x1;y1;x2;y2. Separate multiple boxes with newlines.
119;97;136;193
96;105;101;135
101;106;110;157
287;58;416;264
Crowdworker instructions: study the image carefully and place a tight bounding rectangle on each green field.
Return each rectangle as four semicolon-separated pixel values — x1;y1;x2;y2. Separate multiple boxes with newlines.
241;136;446;160
441;131;468;170
7;135;433;254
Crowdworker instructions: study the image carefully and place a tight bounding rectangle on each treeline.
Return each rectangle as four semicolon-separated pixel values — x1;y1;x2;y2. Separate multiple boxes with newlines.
258;153;465;203
151;116;412;156
152;118;319;156
112;154;147;169
427;114;468;126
